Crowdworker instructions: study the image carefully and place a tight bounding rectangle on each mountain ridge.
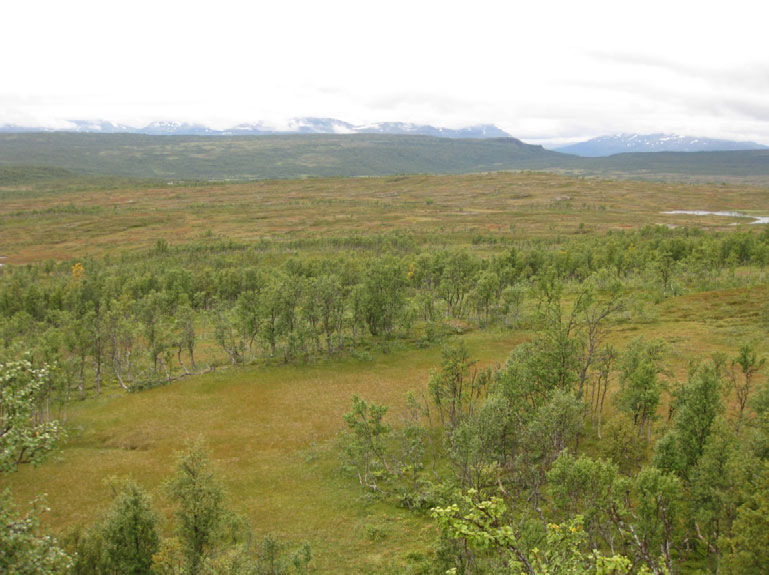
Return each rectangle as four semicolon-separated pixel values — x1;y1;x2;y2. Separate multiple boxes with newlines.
0;118;512;139
554;133;769;156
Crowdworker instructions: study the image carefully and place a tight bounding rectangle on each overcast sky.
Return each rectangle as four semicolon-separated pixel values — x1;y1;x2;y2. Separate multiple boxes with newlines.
3;0;769;146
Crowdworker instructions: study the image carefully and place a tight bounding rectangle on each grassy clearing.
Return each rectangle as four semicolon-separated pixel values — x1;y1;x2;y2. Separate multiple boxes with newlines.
2;330;520;573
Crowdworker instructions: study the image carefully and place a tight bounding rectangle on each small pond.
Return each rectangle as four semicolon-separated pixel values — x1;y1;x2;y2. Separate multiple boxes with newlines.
662;210;769;224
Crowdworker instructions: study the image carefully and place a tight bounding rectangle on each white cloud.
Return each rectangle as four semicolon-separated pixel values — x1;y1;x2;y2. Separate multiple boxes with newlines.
2;0;769;144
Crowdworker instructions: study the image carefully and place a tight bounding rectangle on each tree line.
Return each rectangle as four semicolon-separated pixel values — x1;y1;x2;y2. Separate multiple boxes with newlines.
2;224;769;416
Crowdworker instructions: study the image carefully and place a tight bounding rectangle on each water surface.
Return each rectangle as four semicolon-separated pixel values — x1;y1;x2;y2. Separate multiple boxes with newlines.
662;210;769;224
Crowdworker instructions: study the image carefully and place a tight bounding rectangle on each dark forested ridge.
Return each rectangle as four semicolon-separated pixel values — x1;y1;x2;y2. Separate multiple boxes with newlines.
3;132;769;183
585;149;769;177
0;133;566;180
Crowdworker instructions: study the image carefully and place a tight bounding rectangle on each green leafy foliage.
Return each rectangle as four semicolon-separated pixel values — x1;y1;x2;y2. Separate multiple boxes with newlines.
0;359;64;472
0;489;71;574
166;440;228;575
615;338;666;437
655;361;724;477
432;491;661;575
720;462;769;574
101;482;160;575
340;395;392;490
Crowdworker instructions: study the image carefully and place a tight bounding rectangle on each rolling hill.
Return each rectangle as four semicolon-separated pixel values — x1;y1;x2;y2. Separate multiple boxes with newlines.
0;133;567;180
2;132;769;183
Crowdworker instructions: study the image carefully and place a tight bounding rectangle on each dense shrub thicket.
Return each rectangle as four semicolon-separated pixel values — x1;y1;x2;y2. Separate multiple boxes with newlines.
340;310;769;574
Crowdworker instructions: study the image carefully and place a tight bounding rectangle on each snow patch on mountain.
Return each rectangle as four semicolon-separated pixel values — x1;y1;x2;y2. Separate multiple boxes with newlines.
0;118;512;139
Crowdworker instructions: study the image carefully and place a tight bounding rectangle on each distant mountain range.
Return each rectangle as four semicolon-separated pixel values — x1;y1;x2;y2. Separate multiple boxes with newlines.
5;122;768;156
554;133;769;156
0;118;512;139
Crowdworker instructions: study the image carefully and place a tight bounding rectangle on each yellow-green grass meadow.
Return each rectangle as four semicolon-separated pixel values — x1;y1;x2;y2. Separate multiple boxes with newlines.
2;172;769;263
2;331;522;573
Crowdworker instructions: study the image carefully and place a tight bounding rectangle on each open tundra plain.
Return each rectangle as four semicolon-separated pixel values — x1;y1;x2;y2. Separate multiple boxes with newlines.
3;164;769;574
